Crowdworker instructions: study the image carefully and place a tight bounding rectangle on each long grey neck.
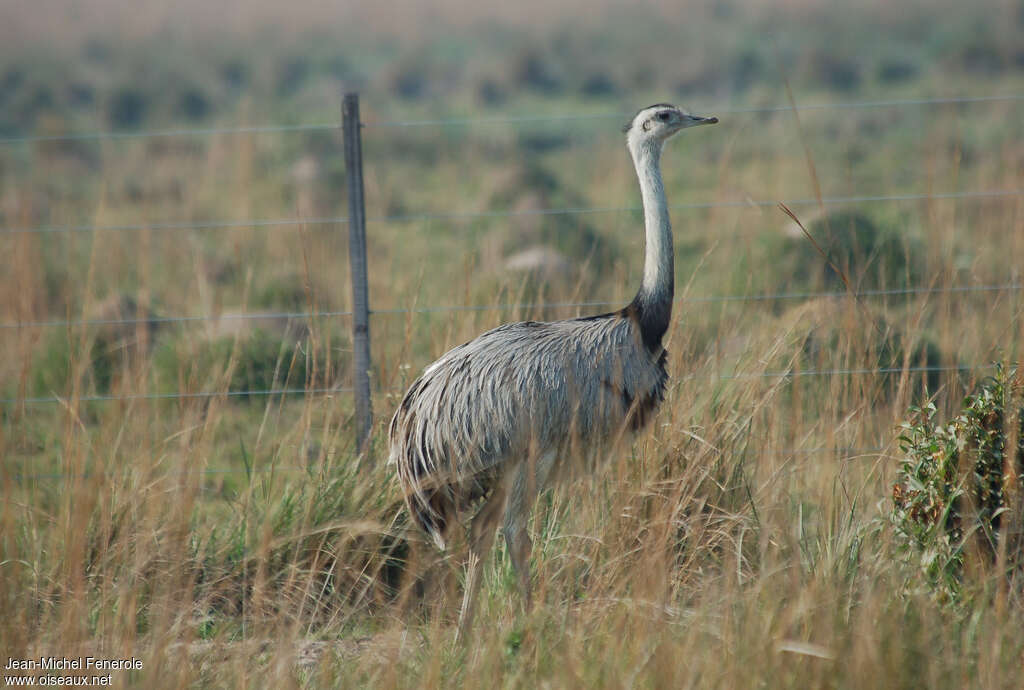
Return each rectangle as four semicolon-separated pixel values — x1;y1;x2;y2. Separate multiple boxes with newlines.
626;139;673;351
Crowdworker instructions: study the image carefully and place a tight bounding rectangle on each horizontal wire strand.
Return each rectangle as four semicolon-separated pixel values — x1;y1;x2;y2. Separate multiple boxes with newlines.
705;363;989;382
371;281;1024;316
2;95;1016;469
2;363;993;406
2;282;1019;331
0;308;354;330
367;94;1024;127
4;386;351;405
0;445;901;481
3;187;1021;235
1;94;1020;144
0;122;338;145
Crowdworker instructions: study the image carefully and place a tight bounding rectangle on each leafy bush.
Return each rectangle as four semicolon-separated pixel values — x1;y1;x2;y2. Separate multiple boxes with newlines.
152;328;314;401
275;56;310;97
177;86;211;121
775;210;921;292
389;62;428;100
512;51;562;94
892;364;1024;600
106;86;148;128
29;296;161;397
31;332;83;397
579;72;618;98
218;329;311;396
876;57;918;84
475;77;507;106
219;60;248;90
769;298;947;398
808;52;863;91
251;272;313;310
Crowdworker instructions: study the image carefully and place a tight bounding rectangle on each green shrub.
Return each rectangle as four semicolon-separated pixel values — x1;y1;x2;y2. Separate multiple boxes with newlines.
811;53;862;91
219;60;248;90
30;332;78;397
876;57;918;83
106;86;148;128
775;298;947;396
252;273;312;310
512;50;562;94
192;455;407;624
177;86;211;121
892;364;1024;600
579;72;618;98
774;210;921;293
485;161;618;273
153;329;313;401
221;330;310;396
29;294;160;397
275;56;310;97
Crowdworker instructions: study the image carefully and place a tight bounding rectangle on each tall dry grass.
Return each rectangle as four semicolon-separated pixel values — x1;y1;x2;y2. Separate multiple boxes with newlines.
2;3;1024;685
2;258;1022;687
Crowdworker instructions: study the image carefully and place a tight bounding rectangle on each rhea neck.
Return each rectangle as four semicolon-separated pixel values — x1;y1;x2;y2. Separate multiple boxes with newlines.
626;136;673;352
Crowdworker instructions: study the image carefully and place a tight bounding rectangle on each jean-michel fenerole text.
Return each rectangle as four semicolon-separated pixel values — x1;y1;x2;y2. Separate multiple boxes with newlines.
6;657;143;671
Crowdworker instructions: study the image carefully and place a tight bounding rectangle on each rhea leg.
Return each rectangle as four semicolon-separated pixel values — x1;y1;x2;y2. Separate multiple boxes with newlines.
502;450;556;612
455;480;508;643
503;514;534;611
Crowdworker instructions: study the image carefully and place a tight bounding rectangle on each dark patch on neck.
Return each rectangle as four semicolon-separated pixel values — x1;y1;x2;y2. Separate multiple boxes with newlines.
621;287;673;353
601;350;668;432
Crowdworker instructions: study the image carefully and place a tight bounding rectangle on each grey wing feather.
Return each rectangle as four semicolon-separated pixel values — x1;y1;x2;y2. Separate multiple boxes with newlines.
388;313;667;546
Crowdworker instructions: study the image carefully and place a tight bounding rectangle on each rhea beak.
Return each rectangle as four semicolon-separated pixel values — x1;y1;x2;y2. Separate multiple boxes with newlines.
689;114;718;126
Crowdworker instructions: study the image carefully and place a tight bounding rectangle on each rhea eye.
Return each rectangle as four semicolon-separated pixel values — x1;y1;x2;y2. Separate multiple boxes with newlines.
657;111;671;122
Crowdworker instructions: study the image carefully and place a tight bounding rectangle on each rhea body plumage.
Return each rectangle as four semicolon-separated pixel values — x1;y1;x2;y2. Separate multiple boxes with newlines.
389;104;718;636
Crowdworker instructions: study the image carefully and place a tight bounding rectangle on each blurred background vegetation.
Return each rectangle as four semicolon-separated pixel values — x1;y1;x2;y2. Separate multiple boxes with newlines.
0;0;1022;686
1;0;1021;401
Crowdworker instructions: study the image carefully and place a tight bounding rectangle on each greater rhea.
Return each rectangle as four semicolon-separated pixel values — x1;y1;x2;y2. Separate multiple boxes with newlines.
389;104;718;638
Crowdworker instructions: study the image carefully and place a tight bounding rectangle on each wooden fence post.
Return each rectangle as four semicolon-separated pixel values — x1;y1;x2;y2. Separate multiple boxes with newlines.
342;93;373;455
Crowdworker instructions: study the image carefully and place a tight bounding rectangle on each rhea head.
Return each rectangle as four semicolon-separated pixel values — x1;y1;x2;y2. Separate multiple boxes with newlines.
623;103;717;155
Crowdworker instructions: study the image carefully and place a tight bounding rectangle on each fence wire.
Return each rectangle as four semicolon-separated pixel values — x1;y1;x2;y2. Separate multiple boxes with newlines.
3;187;1021;236
1;94;1020;145
6;386;351;406
367;94;1024;128
0;309;354;330
2;363;994;407
707;363;988;382
2;282;1019;331
372;281;1024;316
1;444;899;481
2;93;1020;476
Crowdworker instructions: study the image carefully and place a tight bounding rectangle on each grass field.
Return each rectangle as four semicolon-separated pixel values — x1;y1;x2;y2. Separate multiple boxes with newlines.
2;0;1023;687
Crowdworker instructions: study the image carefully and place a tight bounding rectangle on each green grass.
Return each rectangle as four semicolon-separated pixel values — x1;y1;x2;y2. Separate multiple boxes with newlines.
1;0;1024;687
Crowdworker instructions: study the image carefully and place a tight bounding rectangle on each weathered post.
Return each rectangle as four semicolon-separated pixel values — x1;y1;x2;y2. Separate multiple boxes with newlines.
342;93;372;455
